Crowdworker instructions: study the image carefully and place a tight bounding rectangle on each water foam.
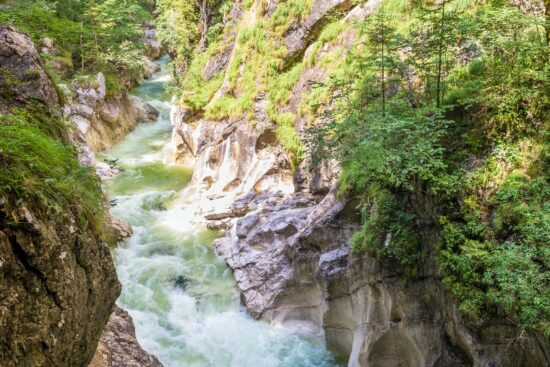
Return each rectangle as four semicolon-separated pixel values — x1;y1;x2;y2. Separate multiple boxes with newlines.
102;56;338;367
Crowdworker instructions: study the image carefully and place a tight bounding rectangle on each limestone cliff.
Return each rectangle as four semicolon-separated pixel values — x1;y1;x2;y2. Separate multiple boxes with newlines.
0;25;120;367
67;71;159;178
169;0;550;366
0;25;162;367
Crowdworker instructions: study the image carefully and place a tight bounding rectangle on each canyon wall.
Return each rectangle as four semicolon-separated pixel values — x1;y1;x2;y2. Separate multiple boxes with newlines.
170;0;550;366
0;25;120;367
0;25;163;367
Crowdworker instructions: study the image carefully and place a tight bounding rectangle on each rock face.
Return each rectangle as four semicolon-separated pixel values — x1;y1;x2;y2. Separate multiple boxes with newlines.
284;0;353;61
214;186;550;367
171;110;294;223
0;25;161;367
88;306;163;367
0;199;121;367
65;72;159;177
140;23;163;60
170;1;550;366
68;73;159;153
0;25;121;367
0;25;59;108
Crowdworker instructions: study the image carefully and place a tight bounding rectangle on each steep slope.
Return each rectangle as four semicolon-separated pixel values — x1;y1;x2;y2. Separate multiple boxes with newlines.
0;22;165;367
0;25;120;367
161;0;550;366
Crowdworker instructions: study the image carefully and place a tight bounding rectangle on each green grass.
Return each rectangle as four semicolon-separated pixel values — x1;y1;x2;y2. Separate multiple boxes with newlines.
0;103;104;234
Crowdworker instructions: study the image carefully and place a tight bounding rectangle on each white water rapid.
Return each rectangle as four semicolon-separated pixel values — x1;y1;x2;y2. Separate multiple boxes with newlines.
100;56;338;367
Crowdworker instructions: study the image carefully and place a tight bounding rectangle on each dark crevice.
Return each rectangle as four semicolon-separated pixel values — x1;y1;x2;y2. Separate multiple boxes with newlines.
9;235;64;310
282;0;353;70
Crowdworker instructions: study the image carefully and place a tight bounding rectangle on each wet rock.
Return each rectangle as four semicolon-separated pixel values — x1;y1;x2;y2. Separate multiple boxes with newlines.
172;275;191;291
141;56;160;80
132;97;159;122
88;306;163;367
104;211;133;244
0;26;59;108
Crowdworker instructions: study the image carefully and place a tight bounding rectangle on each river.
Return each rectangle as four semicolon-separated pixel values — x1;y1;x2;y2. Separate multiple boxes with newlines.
99;56;338;367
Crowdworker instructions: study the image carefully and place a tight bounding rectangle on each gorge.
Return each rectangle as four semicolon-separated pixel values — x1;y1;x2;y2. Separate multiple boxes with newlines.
0;0;549;366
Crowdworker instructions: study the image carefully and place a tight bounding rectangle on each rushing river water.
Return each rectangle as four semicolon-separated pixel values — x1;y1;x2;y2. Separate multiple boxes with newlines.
100;56;338;367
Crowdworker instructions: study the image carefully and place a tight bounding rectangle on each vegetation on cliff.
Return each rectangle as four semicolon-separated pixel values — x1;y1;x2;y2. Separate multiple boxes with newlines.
155;0;549;338
0;0;152;94
0;102;105;232
0;0;155;234
310;0;549;335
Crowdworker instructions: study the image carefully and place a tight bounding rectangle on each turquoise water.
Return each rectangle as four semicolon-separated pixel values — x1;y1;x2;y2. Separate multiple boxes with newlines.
100;56;337;367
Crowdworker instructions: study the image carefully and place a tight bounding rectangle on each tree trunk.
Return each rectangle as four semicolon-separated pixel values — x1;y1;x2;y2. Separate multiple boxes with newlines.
381;18;386;117
436;0;446;108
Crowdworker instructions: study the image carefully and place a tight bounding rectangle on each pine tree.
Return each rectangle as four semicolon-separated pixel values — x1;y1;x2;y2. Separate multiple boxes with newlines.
364;11;398;116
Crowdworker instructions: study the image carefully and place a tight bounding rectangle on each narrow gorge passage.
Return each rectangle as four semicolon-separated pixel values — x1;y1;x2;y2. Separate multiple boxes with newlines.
100;56;338;367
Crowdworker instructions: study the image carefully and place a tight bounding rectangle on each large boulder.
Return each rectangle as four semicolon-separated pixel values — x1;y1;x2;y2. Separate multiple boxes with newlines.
0;25;59;108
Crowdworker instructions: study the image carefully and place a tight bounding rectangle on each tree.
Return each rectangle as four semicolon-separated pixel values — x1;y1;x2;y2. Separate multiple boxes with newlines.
407;0;458;108
364;11;399;116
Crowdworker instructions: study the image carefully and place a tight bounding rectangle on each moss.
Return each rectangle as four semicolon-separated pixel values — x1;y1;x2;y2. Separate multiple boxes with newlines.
350;186;424;269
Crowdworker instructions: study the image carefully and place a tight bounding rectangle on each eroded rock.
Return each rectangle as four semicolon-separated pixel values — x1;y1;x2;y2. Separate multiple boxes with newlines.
88;306;164;367
284;0;354;61
66;72;159;176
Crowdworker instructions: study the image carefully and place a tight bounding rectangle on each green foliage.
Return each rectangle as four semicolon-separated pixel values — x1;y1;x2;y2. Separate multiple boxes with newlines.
0;103;104;233
438;141;549;334
269;111;304;170
179;49;225;110
337;110;453;194
0;0;81;50
351;186;424;268
0;0;150;95
307;0;549;334
155;0;200;67
81;0;150;81
270;0;313;35
445;7;549;138
155;0;226;75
